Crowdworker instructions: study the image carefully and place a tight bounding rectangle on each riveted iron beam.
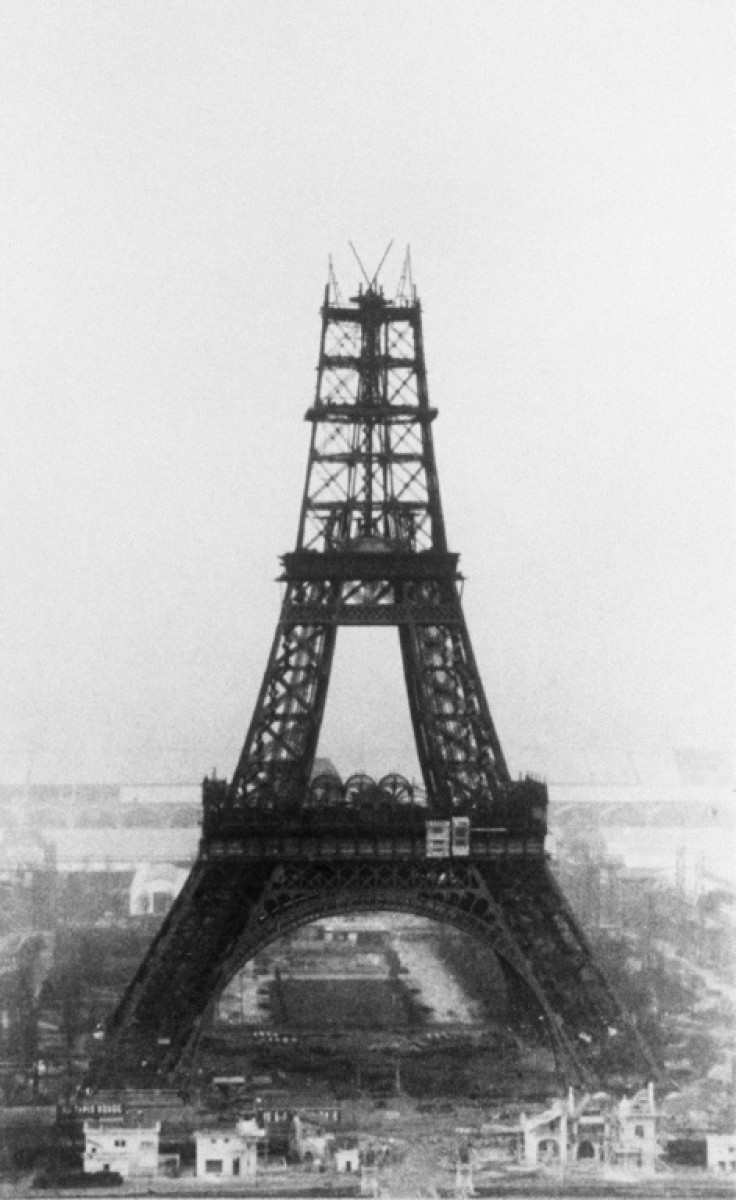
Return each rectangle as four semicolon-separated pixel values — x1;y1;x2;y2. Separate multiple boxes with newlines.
322;303;418;323
279;604;462;626
281;550;460;582
305;405;437;423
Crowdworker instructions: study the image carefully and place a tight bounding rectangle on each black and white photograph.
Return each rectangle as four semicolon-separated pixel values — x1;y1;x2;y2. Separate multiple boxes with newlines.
0;2;733;1195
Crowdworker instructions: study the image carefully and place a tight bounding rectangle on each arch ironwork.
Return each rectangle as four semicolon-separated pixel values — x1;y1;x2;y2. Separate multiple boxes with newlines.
172;859;589;1084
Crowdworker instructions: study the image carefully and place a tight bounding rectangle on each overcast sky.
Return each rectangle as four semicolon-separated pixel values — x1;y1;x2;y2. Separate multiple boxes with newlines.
1;1;733;786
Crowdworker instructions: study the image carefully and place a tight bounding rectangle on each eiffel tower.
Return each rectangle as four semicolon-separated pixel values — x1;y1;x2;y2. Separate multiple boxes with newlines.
91;258;659;1090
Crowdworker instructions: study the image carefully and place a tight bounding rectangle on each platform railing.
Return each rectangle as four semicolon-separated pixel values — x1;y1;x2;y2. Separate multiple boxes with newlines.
201;772;547;842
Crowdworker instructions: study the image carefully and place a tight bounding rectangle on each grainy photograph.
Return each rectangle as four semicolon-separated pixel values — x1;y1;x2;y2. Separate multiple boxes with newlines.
0;2;733;1196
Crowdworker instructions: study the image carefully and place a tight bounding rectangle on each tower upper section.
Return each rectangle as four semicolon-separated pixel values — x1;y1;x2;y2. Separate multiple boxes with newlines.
296;282;448;557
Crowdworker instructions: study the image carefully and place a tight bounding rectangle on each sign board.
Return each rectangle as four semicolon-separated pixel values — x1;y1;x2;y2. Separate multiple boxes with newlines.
57;1101;124;1121
426;820;451;858
452;816;470;856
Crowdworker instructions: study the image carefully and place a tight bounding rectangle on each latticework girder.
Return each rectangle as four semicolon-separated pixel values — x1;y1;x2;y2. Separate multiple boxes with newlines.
224;279;510;814
89;857;656;1089
88;270;660;1092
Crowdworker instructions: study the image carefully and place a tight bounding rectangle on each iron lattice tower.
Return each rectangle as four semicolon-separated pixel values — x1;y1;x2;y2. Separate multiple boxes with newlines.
91;270;659;1089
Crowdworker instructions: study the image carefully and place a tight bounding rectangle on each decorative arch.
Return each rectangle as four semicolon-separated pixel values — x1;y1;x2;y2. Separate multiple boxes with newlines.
174;858;589;1084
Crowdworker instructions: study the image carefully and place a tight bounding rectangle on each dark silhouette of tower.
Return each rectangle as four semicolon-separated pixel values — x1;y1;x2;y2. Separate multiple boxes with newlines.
90;262;659;1089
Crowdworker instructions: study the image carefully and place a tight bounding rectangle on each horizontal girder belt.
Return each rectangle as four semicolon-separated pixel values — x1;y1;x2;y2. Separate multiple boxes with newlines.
281;550;459;581
279;604;460;625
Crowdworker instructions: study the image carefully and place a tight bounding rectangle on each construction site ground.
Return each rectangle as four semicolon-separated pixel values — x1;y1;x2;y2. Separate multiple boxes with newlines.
3;1170;736;1198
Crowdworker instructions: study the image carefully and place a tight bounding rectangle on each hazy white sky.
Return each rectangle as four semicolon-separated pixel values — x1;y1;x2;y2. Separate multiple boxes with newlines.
1;1;732;785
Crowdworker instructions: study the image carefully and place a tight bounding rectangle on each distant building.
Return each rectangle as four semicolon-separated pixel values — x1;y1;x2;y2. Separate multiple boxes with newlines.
290;1113;334;1167
522;1098;568;1165
129;861;188;916
194;1118;264;1180
613;1082;658;1170
83;1120;160;1178
571;1093;611;1164
706;1134;736;1174
334;1139;361;1173
256;1089;341;1129
522;1084;660;1170
475;1122;524;1165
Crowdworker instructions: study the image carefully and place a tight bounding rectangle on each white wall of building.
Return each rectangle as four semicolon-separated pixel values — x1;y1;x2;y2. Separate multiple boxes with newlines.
194;1125;261;1180
83;1122;160;1178
707;1135;736;1174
